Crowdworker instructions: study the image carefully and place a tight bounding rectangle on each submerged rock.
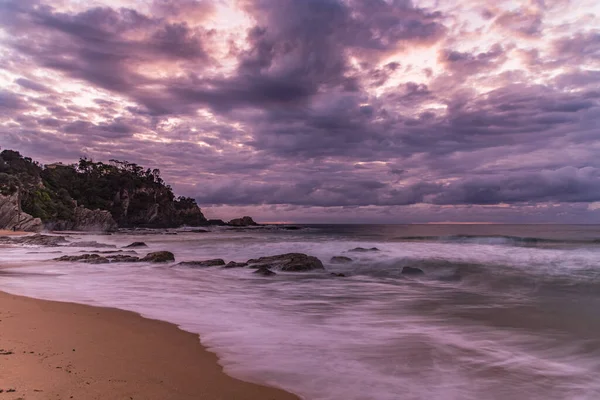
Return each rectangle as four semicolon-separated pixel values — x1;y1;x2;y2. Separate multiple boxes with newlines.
106;255;141;263
54;254;110;264
190;229;209;233
330;256;353;264
141;251;175;263
401;266;425;275
68;241;116;248
0;234;68;246
330;272;346;277
348;247;380;253
123;242;148;248
253;266;276;276
246;253;324;271
176;259;225;268
223;261;248;269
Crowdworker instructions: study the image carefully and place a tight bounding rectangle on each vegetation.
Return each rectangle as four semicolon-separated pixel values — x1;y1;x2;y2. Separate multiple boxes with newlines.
0;149;206;227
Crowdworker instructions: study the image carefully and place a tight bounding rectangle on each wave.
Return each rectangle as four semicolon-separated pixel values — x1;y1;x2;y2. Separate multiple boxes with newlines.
392;234;600;247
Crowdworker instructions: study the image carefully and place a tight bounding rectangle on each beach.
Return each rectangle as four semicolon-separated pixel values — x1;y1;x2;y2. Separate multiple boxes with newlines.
0;290;298;400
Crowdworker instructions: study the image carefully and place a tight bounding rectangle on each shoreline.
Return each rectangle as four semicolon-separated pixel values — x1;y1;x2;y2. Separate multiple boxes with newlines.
0;290;299;400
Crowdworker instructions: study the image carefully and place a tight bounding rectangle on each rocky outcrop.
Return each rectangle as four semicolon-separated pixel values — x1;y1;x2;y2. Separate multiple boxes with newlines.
124;242;147;248
247;253;324;272
0;193;43;232
68;241;116;248
331;256;353;264
71;206;118;232
54;254;110;264
223;261;248;268
253;266;276;276
141;251;175;263
176;259;225;268
228;216;258;227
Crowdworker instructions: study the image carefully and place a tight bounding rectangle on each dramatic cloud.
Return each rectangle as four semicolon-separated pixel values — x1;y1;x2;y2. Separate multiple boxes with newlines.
0;0;599;222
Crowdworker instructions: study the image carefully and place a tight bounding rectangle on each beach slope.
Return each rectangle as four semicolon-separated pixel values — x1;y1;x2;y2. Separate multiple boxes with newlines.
0;291;299;400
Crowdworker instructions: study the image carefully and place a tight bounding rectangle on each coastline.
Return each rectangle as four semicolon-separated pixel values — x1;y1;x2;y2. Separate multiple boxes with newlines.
0;290;299;400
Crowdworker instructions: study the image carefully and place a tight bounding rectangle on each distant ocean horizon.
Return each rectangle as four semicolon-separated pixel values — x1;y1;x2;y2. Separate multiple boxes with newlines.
2;223;600;399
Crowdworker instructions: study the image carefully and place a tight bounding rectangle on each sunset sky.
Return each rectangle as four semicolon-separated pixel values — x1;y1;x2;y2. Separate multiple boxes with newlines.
1;0;599;223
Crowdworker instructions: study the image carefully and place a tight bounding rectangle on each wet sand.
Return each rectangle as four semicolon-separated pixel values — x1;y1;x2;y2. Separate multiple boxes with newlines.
0;230;30;236
0;290;299;400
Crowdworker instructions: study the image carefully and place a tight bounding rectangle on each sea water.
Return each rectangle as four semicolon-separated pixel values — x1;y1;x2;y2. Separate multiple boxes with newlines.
2;224;600;400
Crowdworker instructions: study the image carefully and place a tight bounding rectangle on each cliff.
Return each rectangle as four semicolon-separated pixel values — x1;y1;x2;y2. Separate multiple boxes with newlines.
0;193;43;232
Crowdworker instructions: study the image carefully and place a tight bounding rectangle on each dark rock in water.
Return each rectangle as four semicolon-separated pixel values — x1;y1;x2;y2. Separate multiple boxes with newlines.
223;261;248;269
54;254;110;264
0;234;68;247
68;241;116;248
106;255;141;263
402;266;425;275
282;226;301;230
123;242;148;248
330;256;353;264
207;219;226;226
177;259;225;267
253;266;276;276
349;247;380;253
141;251;175;263
247;253;324;271
330;272;346;277
228;216;258;227
190;229;209;233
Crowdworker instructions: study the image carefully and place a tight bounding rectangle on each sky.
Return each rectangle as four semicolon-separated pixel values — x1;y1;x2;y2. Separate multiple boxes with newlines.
0;0;599;223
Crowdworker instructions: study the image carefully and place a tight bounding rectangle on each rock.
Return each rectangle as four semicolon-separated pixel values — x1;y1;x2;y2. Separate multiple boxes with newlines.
0;234;68;246
207;219;226;226
68;241;116;248
246;253;324;272
330;256;353;264
228;216;258;227
54;254;110;264
176;259;225;268
0;193;43;232
141;251;175;263
70;206;118;232
223;261;248;268
282;226;301;230
348;247;380;252
106;255;141;263
330;273;346;277
123;242;148;248
402;266;425;275
190;229;209;233
253;266;276;276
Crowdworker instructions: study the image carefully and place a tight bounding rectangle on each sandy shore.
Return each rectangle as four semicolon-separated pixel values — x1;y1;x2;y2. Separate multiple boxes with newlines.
0;290;299;400
0;230;30;236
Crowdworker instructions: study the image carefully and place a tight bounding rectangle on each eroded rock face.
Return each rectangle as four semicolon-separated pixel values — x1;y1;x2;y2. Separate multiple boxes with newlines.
0;193;43;232
331;256;353;264
176;259;225;268
247;253;324;272
71;206;118;232
141;251;175;263
228;216;258;227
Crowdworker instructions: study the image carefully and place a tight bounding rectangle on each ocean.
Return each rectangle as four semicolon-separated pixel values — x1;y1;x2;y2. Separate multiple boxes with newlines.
2;224;600;400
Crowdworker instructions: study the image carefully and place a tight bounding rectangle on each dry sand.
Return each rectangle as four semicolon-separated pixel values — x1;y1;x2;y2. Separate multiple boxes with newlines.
0;290;299;400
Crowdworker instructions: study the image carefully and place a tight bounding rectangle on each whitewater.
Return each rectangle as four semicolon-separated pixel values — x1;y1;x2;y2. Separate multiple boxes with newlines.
1;224;600;400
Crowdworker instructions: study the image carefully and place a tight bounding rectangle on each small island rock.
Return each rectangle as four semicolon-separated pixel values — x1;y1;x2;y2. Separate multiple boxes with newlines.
401;266;425;275
141;251;175;263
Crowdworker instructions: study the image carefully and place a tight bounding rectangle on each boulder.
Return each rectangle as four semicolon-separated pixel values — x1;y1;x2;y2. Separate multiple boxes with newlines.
228;216;258;227
123;242;148;248
402;266;425;275
253;266;276;276
54;254;110;264
330;256;352;264
0;193;43;232
141;251;175;263
223;261;248;269
348;247;380;252
176;259;225;268
246;253;324;272
207;219;226;226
